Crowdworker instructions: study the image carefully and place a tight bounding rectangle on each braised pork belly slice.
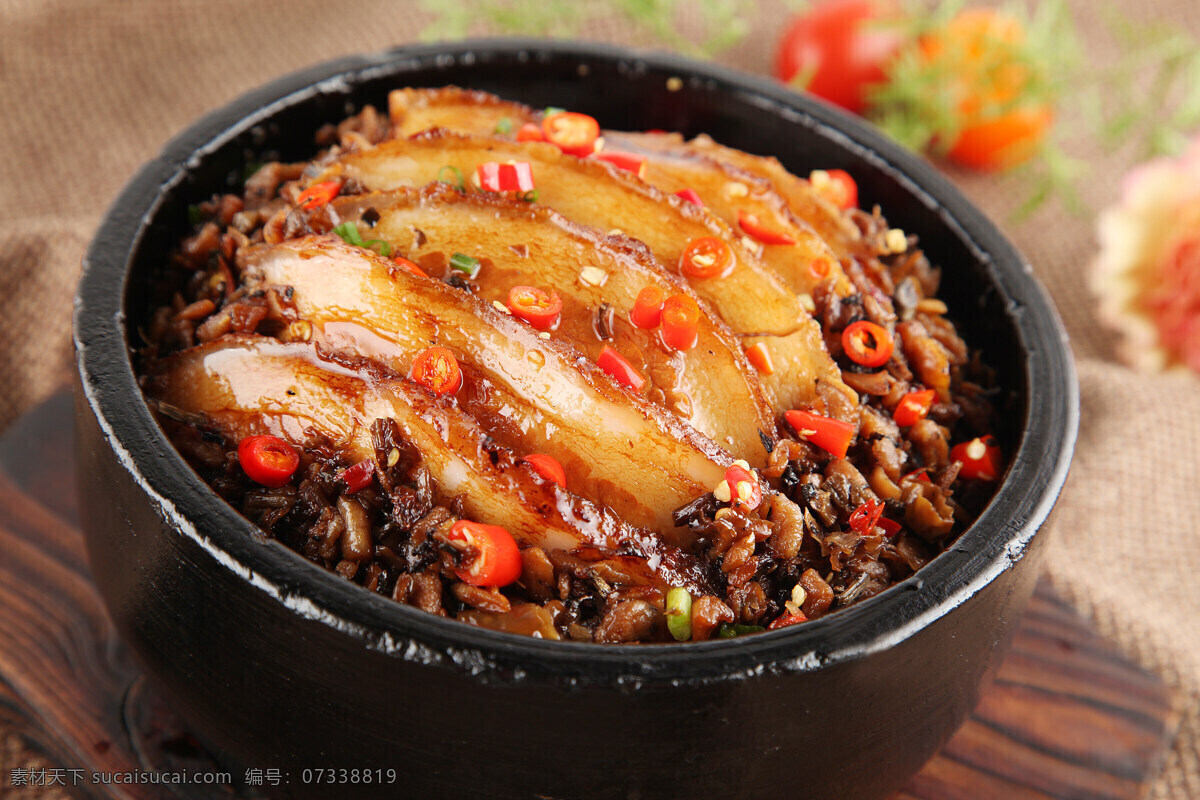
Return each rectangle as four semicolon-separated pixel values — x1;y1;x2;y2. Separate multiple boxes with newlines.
145;335;713;593
325;184;776;461
388;87;853;298
664;133;869;260
310;131;858;422
388;86;523;140
238;237;731;542
597;131;853;297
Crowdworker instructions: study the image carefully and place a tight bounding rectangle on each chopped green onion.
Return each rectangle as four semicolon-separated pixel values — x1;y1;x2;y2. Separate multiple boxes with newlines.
665;588;692;641
517;189;540;203
365;239;392;257
438;165;465;192
187;204;202;226
333;222;365;247
717;623;765;639
494;117;514;135
544;106;566;117
449;252;482;279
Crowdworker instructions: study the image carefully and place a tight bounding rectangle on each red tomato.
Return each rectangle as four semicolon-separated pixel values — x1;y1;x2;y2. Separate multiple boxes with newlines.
237;435;300;488
448;520;522;587
523;453;567;488
774;0;905;114
411;346;462;395
507;285;562;331
660;294;700;351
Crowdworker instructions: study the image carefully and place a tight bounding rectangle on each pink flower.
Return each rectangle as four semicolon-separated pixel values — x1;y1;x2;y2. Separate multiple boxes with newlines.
1093;136;1200;372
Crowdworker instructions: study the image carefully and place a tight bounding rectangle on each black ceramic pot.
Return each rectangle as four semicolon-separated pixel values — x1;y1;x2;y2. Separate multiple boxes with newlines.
74;40;1078;800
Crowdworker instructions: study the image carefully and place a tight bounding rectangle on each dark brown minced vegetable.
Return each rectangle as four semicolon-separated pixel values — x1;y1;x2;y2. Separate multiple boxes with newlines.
139;88;1008;644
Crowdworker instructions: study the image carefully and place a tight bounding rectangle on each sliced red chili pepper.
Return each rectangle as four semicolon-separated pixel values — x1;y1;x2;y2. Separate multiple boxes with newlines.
827;169;858;209
744;342;775;375
767;611;808;630
237;435;300;488
680;236;735;279
809;257;832;280
630;285;665;329
295;180;341;209
810;169;858;210
842;320;894;368
393;256;428;278
951;436;1004;481
848;498;885;534
411;346;462;395
339;458;375;493
674;188;704;206
903;467;932;484
594;150;647;178
737;210;797;246
542;111;600;157
878;517;902;537
523;453;566;488
476;161;536;193
893;388;937;427
660;294;700;351
447;520;522;587
784;409;856;459
507;285;562;331
723;464;762;511
516;122;544;142
597;345;646;391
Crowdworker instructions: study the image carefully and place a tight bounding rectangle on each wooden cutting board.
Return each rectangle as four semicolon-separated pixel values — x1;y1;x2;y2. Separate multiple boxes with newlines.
0;392;1183;799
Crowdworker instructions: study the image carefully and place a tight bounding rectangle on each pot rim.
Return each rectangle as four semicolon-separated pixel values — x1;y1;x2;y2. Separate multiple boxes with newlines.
74;37;1078;687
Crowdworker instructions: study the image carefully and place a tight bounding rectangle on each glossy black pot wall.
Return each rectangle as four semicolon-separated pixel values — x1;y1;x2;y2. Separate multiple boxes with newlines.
74;40;1078;800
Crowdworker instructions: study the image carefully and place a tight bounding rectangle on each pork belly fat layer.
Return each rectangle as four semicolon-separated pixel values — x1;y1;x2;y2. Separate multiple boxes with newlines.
239;237;732;541
147;335;712;593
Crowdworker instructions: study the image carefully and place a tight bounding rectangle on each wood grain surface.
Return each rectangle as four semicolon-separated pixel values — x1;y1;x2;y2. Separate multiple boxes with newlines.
0;392;1183;799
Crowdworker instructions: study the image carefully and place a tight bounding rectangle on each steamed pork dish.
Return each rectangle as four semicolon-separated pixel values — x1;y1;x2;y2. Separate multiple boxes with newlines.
140;88;1005;643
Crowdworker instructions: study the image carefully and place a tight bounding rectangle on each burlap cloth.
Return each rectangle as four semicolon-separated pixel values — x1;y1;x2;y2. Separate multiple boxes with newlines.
1;0;1196;796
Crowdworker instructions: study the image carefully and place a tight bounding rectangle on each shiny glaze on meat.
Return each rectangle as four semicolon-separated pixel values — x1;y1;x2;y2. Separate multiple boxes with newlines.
312;129;859;422
146;335;715;593
238;236;732;543
326;183;777;462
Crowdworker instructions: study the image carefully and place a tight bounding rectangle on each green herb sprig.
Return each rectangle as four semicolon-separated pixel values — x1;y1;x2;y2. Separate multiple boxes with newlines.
420;0;752;59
